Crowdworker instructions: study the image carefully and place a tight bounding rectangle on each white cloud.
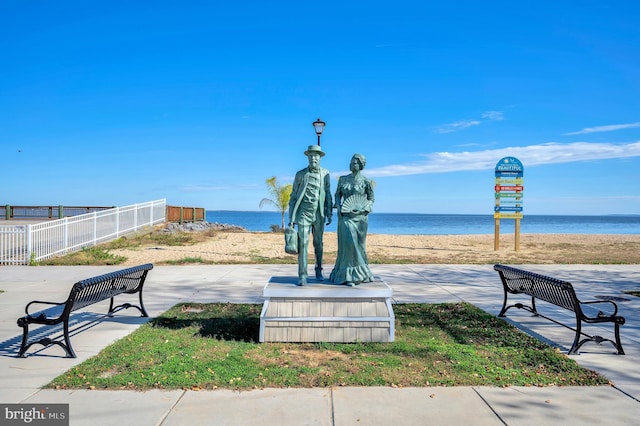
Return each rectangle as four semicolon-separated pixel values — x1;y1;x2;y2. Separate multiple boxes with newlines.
365;141;640;177
434;120;481;134
481;111;505;121
564;122;640;135
434;110;505;134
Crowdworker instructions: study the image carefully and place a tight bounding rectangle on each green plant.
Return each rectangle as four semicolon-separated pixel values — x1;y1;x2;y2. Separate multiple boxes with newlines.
259;176;292;230
103;231;197;249
104;236;133;249
269;224;283;233
38;246;126;266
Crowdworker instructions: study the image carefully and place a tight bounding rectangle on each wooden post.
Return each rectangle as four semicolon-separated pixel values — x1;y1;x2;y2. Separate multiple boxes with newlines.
515;218;521;251
494;218;500;250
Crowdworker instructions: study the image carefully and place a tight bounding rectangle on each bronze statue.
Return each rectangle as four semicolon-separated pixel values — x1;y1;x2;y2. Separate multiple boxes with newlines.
288;145;333;286
330;153;374;286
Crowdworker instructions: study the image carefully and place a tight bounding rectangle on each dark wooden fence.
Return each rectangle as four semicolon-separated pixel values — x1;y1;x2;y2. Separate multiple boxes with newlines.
166;205;206;223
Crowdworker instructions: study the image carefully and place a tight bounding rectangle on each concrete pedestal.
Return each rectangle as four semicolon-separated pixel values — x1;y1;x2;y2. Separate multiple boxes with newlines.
259;276;394;343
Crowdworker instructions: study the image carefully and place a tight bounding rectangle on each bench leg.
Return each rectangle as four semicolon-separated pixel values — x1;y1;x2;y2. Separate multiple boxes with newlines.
499;294;539;318
138;290;149;317
17;323;30;358
16;322;76;358
568;321;582;355
108;297;115;317
614;321;625;355
108;293;149;317
62;319;77;358
498;291;509;317
569;320;625;356
498;291;529;317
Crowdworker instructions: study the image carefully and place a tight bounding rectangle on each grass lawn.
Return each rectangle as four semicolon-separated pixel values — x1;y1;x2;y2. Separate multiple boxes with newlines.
47;302;608;391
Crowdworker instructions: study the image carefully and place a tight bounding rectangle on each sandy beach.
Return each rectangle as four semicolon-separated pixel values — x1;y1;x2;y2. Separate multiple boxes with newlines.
111;231;640;266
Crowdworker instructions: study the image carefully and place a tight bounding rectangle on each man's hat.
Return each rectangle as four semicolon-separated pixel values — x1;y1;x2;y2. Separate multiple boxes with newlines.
304;145;325;157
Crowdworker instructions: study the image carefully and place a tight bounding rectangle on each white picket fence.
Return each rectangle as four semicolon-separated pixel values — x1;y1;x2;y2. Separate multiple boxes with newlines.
0;199;166;265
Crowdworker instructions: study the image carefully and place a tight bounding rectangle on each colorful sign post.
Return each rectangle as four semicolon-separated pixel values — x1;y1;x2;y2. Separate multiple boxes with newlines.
494;157;524;251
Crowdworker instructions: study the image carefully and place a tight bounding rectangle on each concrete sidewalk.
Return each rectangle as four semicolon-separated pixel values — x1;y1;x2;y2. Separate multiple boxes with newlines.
1;264;639;425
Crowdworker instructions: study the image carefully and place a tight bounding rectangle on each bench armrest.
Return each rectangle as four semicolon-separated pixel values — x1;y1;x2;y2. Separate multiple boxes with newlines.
25;300;64;316
580;299;618;317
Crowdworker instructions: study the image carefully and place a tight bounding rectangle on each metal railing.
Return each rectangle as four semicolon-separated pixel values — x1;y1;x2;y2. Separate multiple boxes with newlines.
1;205;114;220
0;199;166;265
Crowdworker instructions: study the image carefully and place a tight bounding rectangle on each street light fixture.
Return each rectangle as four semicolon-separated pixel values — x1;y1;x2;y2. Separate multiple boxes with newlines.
312;118;325;146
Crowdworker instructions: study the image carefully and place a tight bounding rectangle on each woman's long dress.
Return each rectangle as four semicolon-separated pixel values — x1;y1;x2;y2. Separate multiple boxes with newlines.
329;174;375;285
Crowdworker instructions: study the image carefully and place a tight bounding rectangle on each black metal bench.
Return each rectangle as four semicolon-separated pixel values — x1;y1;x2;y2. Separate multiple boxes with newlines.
494;264;625;355
17;263;153;358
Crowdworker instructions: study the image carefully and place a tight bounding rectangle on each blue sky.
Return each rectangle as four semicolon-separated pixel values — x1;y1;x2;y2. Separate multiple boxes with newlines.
2;1;639;215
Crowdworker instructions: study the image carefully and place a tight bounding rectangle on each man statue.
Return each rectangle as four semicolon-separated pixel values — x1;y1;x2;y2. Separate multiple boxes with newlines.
288;145;333;286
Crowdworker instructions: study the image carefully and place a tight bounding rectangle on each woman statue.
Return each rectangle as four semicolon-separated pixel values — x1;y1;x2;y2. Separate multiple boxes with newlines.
329;153;375;286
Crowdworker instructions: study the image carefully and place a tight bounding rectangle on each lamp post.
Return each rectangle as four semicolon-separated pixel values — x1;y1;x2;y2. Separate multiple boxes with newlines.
312;118;325;146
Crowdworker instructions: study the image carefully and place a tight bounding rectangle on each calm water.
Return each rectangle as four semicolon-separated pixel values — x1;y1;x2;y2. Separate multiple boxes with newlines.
206;211;640;235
